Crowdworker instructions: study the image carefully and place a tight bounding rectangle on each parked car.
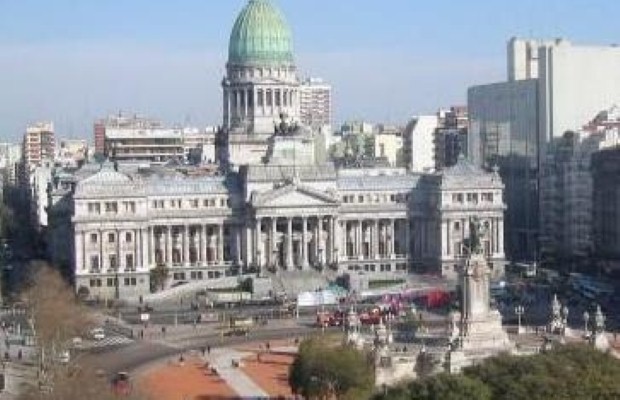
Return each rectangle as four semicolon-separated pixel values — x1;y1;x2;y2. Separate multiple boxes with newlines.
90;328;106;341
57;350;70;364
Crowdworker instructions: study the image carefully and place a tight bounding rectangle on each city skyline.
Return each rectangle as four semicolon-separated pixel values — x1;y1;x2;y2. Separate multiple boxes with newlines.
2;0;620;140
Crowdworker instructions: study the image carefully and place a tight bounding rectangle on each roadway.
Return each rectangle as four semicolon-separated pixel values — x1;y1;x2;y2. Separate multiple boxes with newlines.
81;322;322;377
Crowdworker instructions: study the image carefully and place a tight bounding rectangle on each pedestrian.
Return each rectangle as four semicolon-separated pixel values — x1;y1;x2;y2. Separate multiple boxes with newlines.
266;341;271;352
207;345;211;355
201;346;206;357
17;349;22;360
140;330;144;339
162;326;167;338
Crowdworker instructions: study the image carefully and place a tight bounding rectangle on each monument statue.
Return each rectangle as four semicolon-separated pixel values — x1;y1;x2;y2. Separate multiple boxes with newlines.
591;305;610;350
467;217;485;255
447;215;513;372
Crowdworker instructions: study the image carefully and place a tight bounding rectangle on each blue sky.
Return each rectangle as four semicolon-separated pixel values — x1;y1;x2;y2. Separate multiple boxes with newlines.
1;0;619;140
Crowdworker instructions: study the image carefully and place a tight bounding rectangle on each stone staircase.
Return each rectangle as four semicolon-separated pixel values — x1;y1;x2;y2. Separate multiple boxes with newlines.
270;270;330;298
125;277;240;306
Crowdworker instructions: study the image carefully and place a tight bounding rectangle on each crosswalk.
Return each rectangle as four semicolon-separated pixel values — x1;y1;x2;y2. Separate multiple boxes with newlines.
76;335;134;350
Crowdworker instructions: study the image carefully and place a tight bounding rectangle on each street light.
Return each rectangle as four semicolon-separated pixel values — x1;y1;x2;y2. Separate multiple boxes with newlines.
583;311;590;337
515;305;525;335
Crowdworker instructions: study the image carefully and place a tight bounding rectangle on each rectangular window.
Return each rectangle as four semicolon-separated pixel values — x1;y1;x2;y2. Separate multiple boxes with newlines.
90;233;98;244
109;255;118;269
125;232;132;243
90;255;99;270
257;90;264;107
108;233;115;243
105;202;118;213
126;254;134;269
107;278;117;287
131;277;137;286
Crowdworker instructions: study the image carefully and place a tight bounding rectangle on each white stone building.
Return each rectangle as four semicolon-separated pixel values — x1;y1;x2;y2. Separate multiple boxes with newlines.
47;0;507;300
57;155;505;300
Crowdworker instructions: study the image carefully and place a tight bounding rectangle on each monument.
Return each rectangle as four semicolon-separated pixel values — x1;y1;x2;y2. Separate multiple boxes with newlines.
590;305;610;351
448;217;513;372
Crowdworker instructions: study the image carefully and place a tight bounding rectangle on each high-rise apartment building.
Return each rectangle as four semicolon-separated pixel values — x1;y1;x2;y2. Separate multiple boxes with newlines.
469;37;620;261
22;122;55;178
299;78;332;130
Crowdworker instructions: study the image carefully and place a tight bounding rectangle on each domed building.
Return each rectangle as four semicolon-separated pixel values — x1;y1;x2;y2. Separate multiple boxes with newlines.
57;1;507;303
221;0;305;166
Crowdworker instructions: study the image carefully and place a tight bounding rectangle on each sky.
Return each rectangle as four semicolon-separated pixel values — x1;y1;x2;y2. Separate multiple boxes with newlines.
1;0;619;141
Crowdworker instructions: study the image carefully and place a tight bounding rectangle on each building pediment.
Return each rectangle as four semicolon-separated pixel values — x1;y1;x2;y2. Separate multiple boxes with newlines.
252;183;340;209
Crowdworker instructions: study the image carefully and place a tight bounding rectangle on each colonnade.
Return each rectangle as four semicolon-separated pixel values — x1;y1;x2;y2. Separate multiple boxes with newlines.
341;218;409;260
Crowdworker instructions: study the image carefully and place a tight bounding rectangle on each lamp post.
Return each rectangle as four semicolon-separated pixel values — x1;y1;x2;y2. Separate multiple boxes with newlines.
515;305;525;334
583;311;590;338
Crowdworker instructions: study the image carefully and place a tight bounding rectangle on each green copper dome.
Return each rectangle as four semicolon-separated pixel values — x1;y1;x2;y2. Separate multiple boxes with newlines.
228;0;294;66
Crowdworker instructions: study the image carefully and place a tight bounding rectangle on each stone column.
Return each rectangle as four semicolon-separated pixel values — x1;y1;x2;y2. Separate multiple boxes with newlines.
218;224;225;263
255;219;262;267
372;220;379;259
148;227;154;265
235;226;242;265
390;219;396;258
74;231;83;271
302;217;309;269
183;225;190;266
405;219;411;259
498;218;505;255
271;218;277;266
318;216;324;264
333;217;340;263
200;225;206;265
166;226;173;265
140;228;147;269
286;218;293;269
245;225;252;268
328;216;335;264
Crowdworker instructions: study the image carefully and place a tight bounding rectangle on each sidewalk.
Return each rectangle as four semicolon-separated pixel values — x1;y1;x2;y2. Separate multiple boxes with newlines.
205;348;268;398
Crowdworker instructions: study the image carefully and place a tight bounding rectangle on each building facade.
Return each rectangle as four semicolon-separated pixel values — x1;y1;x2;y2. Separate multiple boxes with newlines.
592;147;620;272
22;122;55;180
60;157;506;300
299;78;332;130
403;115;439;173
470;37;620;261
48;0;507;301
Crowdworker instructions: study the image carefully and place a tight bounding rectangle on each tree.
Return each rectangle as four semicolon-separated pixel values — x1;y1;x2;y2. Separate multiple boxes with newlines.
374;344;620;400
20;263;95;391
150;264;169;292
289;337;375;400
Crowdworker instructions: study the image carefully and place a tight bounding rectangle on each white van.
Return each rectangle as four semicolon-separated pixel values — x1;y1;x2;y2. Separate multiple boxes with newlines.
90;328;106;341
